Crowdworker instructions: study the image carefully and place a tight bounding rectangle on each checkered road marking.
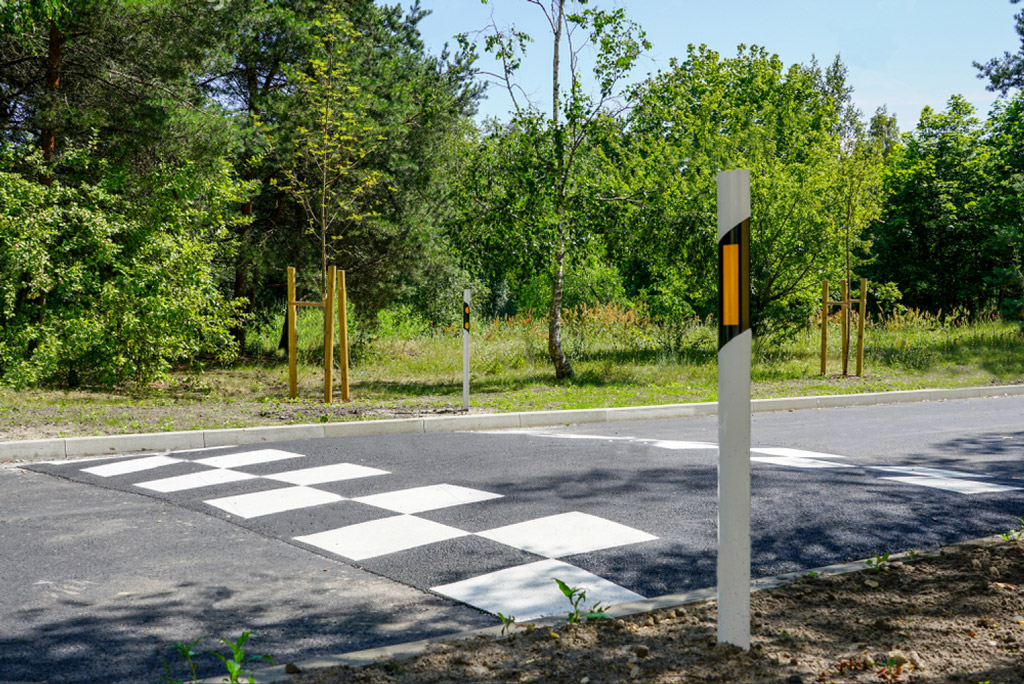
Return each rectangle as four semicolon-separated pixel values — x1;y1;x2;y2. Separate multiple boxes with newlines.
56;446;660;619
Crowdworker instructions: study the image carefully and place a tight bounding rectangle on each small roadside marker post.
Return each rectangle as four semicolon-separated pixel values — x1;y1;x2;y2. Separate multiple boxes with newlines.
716;169;751;650
463;289;470;411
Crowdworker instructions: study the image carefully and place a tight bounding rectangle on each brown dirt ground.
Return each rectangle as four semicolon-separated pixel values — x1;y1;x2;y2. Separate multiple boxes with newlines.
285;537;1024;684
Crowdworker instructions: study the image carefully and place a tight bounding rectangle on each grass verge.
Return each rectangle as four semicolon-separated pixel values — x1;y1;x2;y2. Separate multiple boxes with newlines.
2;307;1022;441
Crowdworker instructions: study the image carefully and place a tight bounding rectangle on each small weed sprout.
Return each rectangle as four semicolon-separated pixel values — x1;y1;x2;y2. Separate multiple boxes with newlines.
497;612;516;637
209;631;274;684
175;637;203;683
999;518;1024;541
554;578;612;624
796;570;819;584
873;656;904;682
160;633;272;684
865;552;891;572
159;636;205;684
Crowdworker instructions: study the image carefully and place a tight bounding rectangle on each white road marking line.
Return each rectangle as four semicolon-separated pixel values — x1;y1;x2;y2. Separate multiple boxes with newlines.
204;486;344;519
353;483;502;514
432;559;645;621
479;430;637;441
639;440;718;450
82;455;183;477
880;476;1021;495
750;447;847;460
478;511;657;558
524;433;638;441
294;515;469;561
751;456;854;469
194;449;304;469
136;469;256;493
264;462;389;486
869;466;981;479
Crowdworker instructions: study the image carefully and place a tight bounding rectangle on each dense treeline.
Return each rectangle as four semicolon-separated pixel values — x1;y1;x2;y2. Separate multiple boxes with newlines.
0;0;1021;388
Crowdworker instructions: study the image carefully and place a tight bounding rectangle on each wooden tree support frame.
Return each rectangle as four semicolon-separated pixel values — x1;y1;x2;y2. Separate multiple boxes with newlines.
287;266;350;403
821;278;867;377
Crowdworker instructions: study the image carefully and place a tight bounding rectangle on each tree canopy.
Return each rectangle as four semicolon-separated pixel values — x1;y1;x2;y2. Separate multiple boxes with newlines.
0;0;1020;389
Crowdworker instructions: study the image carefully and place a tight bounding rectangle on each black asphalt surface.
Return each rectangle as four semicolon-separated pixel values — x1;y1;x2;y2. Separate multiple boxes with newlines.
4;394;1024;683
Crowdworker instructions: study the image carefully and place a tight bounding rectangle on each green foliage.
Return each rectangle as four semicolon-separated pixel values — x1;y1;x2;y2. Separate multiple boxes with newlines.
865;552;891;572
167;636;203;684
160;632;273;684
515;244;628;315
1000;518;1024;541
606;45;882;341
867;93;1024;319
209;631;274;684
455;0;649;379
554;578;612;624
496;612;516;637
974;0;1024;96
0;148;247;388
273;9;381;293
0;0;234;166
375;304;431;341
867;97;994;315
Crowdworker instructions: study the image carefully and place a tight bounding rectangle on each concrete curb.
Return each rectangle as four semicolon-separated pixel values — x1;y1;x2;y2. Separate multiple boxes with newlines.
4;384;1024;463
210;534;1006;684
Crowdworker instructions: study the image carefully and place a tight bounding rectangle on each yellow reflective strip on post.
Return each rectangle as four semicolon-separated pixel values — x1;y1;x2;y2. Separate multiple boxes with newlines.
723;243;739;326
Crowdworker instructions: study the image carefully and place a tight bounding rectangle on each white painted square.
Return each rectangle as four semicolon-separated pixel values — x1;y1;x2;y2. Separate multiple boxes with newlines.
136;469;256;493
294;515;469;560
204;486;344;518
880;475;1021;495
432;559;645;621
870;466;980;479
477;511;657;558
194;449;304;469
82;455;182;477
353;484;502;514
751;447;848;460
265;462;389;486
752;455;854;469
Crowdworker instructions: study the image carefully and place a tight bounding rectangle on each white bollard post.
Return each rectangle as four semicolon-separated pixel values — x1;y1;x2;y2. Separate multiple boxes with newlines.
463;289;470;411
716;169;751;650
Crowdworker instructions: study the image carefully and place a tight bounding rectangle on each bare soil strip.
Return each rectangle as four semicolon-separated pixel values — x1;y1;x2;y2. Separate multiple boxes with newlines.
285;537;1024;684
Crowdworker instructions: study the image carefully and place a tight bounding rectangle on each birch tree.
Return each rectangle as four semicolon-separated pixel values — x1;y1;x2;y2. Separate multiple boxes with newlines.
463;0;648;379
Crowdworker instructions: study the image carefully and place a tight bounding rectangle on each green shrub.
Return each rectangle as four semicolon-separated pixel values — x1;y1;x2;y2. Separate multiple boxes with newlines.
0;149;247;387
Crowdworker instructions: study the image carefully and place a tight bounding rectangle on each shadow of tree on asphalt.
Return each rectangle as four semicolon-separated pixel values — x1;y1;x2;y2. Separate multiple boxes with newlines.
11;428;1024;684
0;583;489;684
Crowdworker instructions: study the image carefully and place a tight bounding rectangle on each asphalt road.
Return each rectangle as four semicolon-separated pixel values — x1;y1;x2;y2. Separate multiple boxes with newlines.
4;394;1024;683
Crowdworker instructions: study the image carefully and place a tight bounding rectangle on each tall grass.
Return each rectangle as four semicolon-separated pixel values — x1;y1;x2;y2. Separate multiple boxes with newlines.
240;301;1023;412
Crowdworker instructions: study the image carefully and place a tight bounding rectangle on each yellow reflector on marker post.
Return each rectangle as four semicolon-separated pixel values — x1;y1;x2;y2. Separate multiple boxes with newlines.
722;244;740;326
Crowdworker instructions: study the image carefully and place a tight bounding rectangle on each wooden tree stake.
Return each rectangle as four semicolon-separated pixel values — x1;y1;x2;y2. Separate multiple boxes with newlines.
338;269;350;402
324;265;336;403
287;267;298;399
857;278;867;377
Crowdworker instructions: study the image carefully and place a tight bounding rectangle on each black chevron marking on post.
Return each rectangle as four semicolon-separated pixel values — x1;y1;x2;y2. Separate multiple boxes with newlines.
718;218;750;351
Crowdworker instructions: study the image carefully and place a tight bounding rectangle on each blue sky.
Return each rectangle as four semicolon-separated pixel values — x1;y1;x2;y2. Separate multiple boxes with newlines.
415;0;1021;130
